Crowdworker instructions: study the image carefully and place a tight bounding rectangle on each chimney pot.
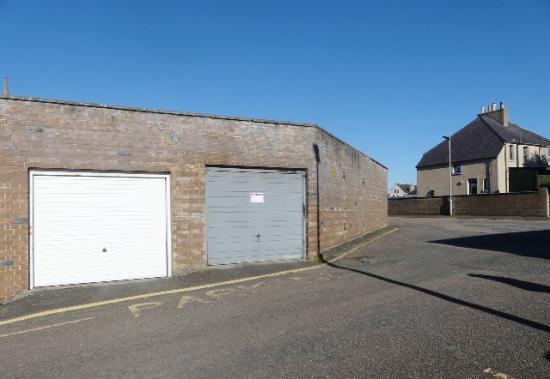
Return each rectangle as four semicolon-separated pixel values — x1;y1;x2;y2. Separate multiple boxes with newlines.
483;100;509;126
2;77;9;97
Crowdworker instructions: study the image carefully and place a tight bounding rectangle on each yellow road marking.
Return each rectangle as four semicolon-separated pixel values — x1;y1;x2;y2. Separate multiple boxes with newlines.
176;281;267;310
205;288;236;300
127;302;163;317
0;317;93;338
0;227;397;327
236;282;265;292
483;367;514;379
177;295;212;309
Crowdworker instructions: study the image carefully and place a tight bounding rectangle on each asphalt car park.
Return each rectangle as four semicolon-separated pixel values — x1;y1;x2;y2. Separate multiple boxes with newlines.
0;216;549;378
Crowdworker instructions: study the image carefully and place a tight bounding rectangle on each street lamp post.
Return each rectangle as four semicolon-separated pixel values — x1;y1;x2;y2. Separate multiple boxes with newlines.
443;136;452;216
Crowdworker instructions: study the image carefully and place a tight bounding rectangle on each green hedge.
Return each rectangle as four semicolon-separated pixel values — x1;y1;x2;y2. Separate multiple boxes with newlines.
538;175;550;188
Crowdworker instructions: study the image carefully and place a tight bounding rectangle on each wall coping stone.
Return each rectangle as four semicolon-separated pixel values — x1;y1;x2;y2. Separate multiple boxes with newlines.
0;96;388;170
388;190;542;201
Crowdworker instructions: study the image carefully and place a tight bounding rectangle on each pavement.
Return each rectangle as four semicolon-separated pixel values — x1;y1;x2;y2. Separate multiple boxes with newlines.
0;217;549;378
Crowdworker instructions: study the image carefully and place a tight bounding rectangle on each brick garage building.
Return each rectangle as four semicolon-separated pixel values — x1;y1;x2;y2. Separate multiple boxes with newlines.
0;96;387;303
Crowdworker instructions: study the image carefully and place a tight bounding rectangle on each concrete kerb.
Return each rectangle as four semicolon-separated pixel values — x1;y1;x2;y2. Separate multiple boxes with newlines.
0;227;397;327
320;226;397;262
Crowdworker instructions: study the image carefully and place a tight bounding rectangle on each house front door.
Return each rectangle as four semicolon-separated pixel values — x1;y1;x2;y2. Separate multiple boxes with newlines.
468;178;478;195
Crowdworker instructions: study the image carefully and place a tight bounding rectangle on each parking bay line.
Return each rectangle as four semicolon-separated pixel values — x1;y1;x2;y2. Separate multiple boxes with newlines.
0;228;397;327
0;317;94;338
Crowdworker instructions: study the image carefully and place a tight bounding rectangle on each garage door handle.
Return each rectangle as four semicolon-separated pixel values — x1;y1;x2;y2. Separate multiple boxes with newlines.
102;247;107;253
256;234;261;238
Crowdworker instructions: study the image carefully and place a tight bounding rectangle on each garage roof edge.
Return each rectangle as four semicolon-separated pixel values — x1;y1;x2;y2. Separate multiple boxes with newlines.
315;127;388;170
0;95;318;127
0;95;388;170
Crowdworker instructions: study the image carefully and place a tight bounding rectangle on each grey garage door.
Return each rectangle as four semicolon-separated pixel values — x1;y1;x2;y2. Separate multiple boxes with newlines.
206;167;306;265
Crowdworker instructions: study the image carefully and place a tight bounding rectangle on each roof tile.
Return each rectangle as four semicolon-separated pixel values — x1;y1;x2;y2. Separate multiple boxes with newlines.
417;116;549;168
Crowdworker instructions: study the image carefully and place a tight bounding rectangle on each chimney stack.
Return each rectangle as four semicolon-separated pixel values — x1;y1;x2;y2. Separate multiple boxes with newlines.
2;77;9;97
481;101;509;126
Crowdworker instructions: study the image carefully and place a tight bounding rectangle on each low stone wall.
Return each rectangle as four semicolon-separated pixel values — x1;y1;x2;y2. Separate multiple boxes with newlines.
452;189;549;218
388;196;447;216
389;188;549;218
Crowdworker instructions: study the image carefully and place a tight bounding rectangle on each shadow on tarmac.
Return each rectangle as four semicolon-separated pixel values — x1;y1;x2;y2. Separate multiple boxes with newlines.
429;230;550;260
468;273;550;294
321;257;550;334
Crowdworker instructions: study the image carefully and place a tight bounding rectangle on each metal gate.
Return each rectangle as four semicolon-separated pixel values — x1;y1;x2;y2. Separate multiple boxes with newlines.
206;167;305;265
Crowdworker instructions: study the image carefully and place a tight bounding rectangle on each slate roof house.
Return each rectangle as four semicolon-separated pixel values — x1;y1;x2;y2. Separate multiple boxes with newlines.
388;183;417;198
417;103;550;197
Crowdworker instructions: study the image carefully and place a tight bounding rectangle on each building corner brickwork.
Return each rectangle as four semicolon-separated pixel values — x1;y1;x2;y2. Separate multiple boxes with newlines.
0;97;387;302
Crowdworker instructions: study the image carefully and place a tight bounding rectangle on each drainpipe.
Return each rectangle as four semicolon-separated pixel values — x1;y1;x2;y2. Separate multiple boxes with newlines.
443;136;452;215
313;144;321;258
504;144;509;193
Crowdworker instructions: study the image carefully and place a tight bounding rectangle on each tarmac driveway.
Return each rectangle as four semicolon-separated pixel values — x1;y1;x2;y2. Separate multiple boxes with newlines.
0;216;549;378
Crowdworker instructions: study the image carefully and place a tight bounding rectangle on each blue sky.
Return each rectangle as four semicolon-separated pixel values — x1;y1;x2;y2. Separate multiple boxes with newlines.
1;0;549;187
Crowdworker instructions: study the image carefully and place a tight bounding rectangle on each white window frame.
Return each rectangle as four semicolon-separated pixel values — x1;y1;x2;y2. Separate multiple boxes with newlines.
509;144;515;161
29;170;172;289
452;164;462;176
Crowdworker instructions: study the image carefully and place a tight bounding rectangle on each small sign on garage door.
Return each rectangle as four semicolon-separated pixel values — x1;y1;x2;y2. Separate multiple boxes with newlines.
249;192;264;203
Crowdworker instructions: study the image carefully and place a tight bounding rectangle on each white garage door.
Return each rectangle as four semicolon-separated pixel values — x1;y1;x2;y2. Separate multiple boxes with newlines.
31;171;170;288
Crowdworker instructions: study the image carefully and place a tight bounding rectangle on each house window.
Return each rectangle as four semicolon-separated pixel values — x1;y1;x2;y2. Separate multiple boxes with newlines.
483;178;490;193
523;146;529;160
509;145;515;161
452;164;462;175
468;178;478;195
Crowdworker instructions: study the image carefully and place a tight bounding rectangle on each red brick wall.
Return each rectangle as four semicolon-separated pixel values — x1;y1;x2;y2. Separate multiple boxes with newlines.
0;97;387;302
